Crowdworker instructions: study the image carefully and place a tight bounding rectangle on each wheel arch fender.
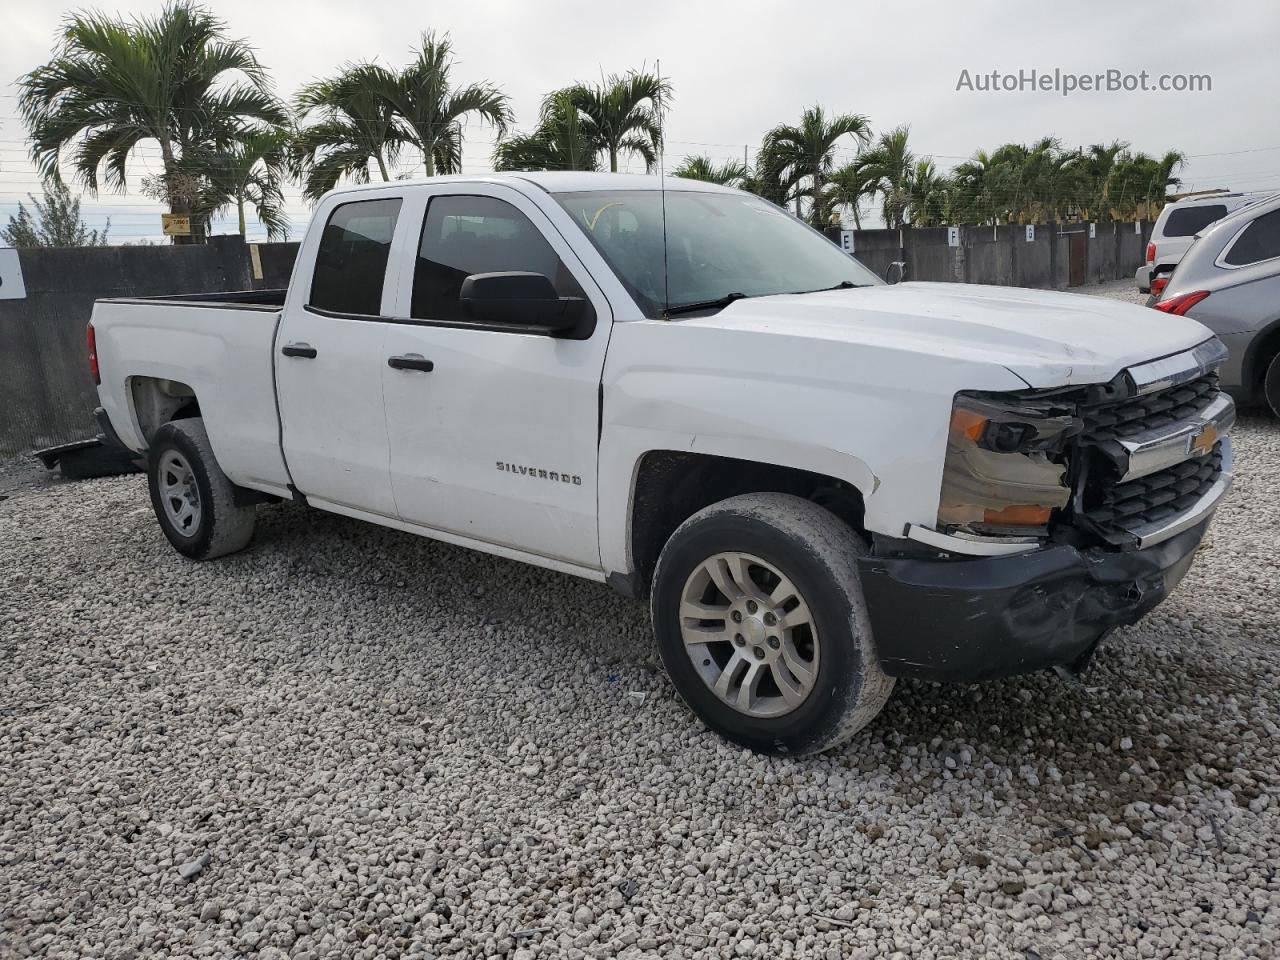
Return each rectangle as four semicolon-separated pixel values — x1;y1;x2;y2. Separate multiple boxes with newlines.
598;429;879;591
1242;314;1280;399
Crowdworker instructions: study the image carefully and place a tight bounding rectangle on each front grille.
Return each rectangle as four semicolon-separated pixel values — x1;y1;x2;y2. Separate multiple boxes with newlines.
1074;371;1226;544
1080;442;1223;536
1079;372;1219;446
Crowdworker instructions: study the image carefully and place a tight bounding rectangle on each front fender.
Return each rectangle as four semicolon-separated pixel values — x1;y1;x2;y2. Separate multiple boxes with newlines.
596;319;1028;577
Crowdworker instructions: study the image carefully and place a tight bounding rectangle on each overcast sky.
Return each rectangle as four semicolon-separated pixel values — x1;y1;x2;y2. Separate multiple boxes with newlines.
2;0;1278;240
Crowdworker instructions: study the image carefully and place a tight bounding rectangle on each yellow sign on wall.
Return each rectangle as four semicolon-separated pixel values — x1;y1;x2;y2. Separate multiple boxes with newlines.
161;213;192;236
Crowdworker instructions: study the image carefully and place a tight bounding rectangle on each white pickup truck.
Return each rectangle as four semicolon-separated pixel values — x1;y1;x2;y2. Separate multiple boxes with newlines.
89;172;1235;755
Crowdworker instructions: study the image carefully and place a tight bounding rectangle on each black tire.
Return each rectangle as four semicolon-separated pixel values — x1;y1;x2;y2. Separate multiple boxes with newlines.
651;493;894;756
147;418;256;560
1265;352;1280;419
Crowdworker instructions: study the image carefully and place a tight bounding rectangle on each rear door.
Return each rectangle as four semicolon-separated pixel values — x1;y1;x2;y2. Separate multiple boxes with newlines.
380;185;612;568
276;191;406;517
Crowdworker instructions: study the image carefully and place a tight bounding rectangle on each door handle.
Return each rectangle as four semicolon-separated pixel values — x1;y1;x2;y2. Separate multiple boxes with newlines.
281;342;317;359
387;354;434;372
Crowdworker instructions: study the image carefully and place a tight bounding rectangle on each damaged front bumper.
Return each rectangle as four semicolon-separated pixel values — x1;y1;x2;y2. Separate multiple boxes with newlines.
856;520;1209;683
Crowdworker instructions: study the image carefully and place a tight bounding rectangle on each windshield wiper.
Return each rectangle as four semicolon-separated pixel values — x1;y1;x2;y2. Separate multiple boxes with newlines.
791;279;866;295
664;292;749;316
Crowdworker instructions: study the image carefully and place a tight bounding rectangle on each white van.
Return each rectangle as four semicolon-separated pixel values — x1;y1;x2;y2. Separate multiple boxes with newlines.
1137;192;1269;292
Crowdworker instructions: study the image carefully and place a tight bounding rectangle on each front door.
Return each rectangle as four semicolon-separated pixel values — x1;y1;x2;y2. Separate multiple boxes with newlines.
380;187;611;568
276;193;405;517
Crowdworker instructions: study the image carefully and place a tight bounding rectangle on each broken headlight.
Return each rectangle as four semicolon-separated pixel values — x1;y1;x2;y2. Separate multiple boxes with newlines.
937;393;1082;537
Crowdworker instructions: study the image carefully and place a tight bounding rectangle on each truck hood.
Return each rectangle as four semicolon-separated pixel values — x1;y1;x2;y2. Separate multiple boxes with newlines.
683;281;1213;389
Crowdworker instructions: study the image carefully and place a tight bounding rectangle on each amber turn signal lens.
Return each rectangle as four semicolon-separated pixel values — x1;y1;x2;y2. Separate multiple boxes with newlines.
982;504;1052;526
950;408;987;442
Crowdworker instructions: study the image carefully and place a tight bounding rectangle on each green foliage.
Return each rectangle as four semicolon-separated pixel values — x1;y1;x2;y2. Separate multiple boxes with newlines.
825;129;1186;228
195;128;292;239
760;107;871;225
17;1;287;240
295;33;511;191
493;90;600;173
2;178;109;247
293;62;406;200
373;32;512;177
671;155;750;187
492;70;670;174
561;71;672;173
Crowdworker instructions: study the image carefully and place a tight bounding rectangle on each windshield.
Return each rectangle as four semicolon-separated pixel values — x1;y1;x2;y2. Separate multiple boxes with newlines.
554;189;881;317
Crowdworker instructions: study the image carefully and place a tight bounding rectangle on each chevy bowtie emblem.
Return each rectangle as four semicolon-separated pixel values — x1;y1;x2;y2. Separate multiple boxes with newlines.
1189;423;1218;457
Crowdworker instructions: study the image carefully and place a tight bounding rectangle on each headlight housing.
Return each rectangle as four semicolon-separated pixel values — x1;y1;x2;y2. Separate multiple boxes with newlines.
938;393;1081;537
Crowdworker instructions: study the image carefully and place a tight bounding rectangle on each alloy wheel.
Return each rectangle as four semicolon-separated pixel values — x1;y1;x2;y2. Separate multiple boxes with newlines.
678;551;820;718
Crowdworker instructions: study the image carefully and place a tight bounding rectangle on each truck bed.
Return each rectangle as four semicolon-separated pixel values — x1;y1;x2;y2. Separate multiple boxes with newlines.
90;293;292;496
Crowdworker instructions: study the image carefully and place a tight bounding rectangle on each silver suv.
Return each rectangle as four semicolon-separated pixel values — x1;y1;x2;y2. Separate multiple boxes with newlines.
1137;192;1269;294
1153;193;1280;415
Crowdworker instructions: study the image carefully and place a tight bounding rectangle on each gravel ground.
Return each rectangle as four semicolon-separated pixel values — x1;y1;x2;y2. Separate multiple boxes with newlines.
0;456;60;502
3;285;1278;959
1085;278;1150;306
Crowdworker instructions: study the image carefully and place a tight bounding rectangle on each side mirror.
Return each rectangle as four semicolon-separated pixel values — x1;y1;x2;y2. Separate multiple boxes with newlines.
884;261;907;285
460;271;584;332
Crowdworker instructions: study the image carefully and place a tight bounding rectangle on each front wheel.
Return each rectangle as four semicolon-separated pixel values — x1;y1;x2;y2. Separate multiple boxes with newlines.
651;493;895;756
148;418;256;560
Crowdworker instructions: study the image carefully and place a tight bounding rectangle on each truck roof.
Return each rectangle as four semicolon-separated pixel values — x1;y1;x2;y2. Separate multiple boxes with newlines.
327;171;741;197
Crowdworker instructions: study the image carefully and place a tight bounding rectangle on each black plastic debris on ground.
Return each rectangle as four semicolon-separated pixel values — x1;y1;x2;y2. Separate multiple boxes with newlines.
32;436;141;481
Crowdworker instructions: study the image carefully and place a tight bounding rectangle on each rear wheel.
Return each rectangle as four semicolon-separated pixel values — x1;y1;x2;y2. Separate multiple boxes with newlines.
148;418;256;560
651;493;894;756
1264;352;1280;418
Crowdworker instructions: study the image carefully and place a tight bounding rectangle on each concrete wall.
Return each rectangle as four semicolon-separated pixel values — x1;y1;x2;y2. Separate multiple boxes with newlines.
903;227;957;284
847;229;901;281
0;236;298;457
832;220;1153;288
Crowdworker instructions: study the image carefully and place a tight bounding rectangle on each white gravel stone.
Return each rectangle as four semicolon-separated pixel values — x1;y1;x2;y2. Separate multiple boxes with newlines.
2;289;1277;956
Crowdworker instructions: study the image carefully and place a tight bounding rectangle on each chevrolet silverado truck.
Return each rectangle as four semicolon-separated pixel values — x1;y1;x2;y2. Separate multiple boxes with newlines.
88;173;1236;755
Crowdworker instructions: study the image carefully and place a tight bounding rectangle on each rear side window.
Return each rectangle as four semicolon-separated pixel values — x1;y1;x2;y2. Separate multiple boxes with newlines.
411;195;584;323
310;198;402;315
1223;209;1280;266
1161;204;1227;238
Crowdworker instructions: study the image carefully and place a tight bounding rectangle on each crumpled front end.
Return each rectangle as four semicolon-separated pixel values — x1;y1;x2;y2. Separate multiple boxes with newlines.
858;338;1234;683
858;521;1206;682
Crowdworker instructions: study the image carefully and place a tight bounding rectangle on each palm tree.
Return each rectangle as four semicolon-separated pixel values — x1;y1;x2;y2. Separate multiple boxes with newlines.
1151;150;1188;210
762;106;870;224
492;89;598;172
904;159;951;227
1079;140;1129;221
671;155;749;187
18;1;287;243
197;129;291;239
851;126;915;229
371;33;511;177
740;145;797;209
294;63;406;201
1109;149;1186;219
950;149;998;225
824;162;872;228
562;71;671;173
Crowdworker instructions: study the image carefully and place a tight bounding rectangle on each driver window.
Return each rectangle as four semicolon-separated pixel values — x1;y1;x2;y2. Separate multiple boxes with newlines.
412;195;585;323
